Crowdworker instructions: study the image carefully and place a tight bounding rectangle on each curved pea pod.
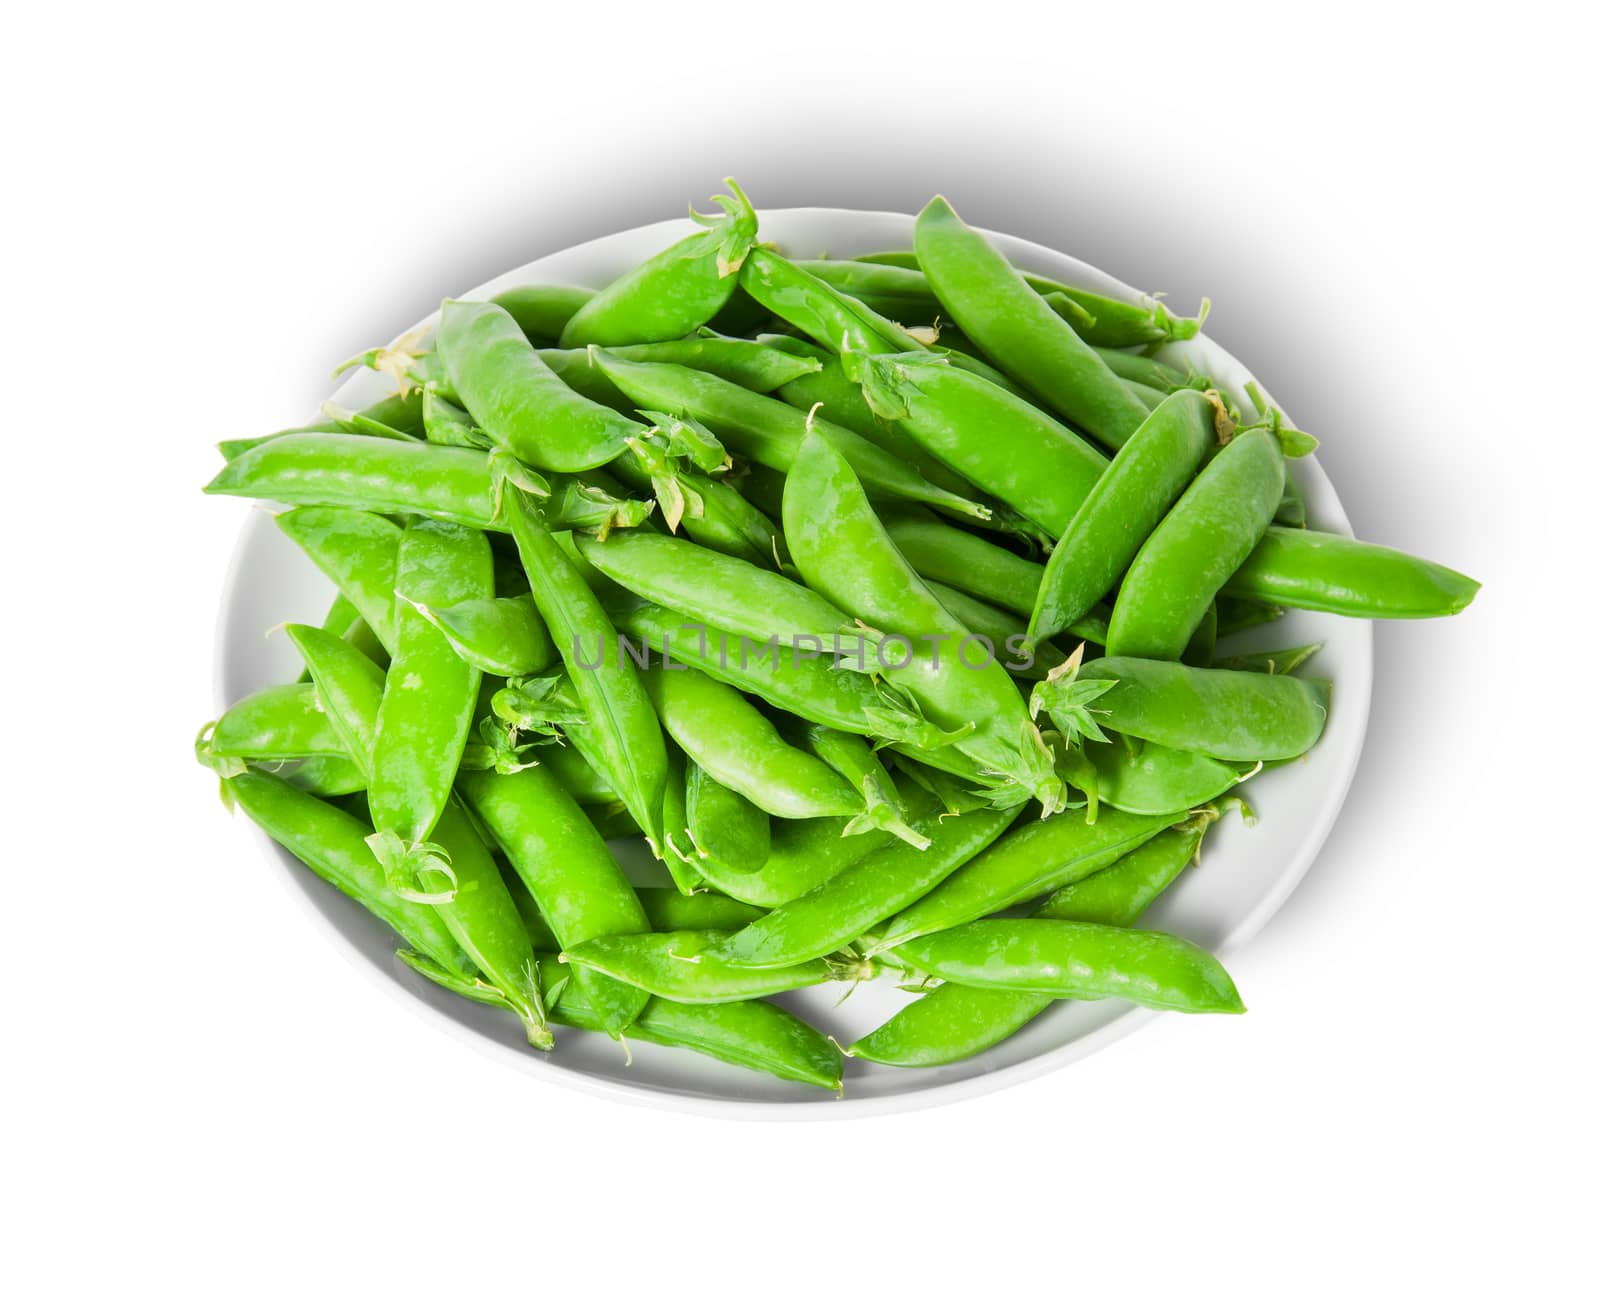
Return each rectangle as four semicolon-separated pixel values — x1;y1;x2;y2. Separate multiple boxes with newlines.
847;349;1109;535
795;725;928;849
208;683;349;761
684;760;771;875
1079;737;1247;815
850;828;1206;1066
783;429;1064;813
536;957;842;1090
218;391;425;461
605;598;957;752
720;801;1021;971
608;452;783;569
924;580;1068;679
366;519;493;891
436;299;641;473
407;592;554;677
459;762;650;1036
206;433;507;529
1029;389;1221;643
561;929;861;1005
575;530;851;642
1223;526;1480;618
740;246;931;356
223;768;470;977
882;510;1046;619
913;197;1151;448
588;352;992;522
504;491;669;854
277;509;404;653
893;917;1244;1014
490;283;595;343
1079;656;1330;762
560;180;759;347
644;667;863;821
1107;426;1287;660
872;806;1182;951
597;333;822;392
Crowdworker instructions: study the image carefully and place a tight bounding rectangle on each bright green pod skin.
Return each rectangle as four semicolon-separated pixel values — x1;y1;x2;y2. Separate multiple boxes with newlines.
913;197;1150;448
410;592;553;678
581;335;823;392
368;519;491;850
225;768;469;977
504;490;668;854
659;749;703;896
1107;426;1286;660
892;917;1244;1014
851;829;1203;1066
1081;738;1244;815
783;430;1062;812
721;801;1021;970
561;930;843;1005
539;957;842;1090
275;508;402;652
217;391;425;462
873;806;1183;951
576;530;851;641
490;284;595;343
848;250;1203;349
207;432;502;529
794;724;927;847
541;741;615;805
1079;656;1330;762
588;352;990;521
436;299;640;472
924;581;1069;678
1223;526;1480;618
849;350;1109;535
685;759;771;875
882;510;1046;618
740;247;930;356
645;667;863;820
604;598;951;750
460;763;650;1036
1030;390;1218;644
560;182;759;348
1093;348;1188;390
209;683;349;761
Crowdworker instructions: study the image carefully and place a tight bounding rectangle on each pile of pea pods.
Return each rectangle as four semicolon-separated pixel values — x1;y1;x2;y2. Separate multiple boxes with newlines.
198;182;1479;1091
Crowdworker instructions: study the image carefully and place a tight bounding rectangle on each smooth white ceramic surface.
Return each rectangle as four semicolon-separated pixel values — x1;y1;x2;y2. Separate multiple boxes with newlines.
215;208;1372;1117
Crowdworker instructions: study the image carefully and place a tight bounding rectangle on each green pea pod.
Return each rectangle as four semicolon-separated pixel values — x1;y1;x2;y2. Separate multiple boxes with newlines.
561;929;859;1005
406;592;554;678
606;598;958;751
275;507;403;653
436;299;641;472
588;352;992;522
367;519;492;891
893;917;1243;1014
740;246;931;356
691;780;942;907
584;333;822;392
658;748;704;896
1079;656;1330;762
459;762;650;1037
1223;526;1481;618
560;180;759;347
1029;389;1221;642
223;768;470;977
1093;347;1190;391
645;666;863;821
535;957;842;1090
419;389;490;449
851;827;1204;1066
490;283;595;343
872;805;1182;951
684;759;771;875
847;350;1109;535
218;390;426;462
1079;737;1247;816
287;620;550;1047
721;800;1021;970
794;725;928;848
1107;426;1287;660
504;488;669;854
540;741;616;805
208;683;350;761
924;581;1069;679
914;197;1150;448
1275;471;1308;527
1213;642;1323;676
783;429;1064;813
882;510;1046;619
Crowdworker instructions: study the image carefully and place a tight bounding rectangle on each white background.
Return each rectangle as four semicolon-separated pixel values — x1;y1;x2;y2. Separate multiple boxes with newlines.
6;3;1596;1290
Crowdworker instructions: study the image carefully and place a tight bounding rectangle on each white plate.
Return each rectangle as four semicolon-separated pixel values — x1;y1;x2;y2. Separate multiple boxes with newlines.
215;208;1372;1117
